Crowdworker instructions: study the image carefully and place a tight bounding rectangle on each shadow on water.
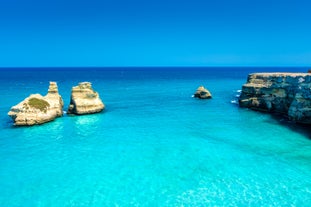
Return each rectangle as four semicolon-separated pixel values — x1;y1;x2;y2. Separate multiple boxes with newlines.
267;113;311;140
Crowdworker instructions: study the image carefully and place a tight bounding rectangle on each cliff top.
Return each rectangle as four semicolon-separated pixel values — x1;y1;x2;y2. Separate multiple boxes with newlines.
249;73;311;77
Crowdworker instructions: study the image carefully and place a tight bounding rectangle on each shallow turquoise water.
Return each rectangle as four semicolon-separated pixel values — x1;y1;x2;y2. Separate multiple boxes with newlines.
0;68;311;206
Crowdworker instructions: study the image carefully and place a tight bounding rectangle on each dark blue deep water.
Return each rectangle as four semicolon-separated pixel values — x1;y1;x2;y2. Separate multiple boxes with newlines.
0;67;311;206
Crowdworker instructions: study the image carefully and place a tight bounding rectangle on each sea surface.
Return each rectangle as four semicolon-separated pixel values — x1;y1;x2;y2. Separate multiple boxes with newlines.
0;67;311;206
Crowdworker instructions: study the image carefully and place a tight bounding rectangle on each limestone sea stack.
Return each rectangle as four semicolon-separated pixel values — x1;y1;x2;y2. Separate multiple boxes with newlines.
67;82;105;115
194;86;212;99
8;82;64;126
239;73;311;124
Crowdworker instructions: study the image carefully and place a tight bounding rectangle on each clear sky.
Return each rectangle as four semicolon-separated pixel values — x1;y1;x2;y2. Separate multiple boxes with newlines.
0;0;310;67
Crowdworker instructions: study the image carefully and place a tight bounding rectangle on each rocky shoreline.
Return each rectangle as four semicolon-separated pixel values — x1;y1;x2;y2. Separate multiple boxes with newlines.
239;73;311;124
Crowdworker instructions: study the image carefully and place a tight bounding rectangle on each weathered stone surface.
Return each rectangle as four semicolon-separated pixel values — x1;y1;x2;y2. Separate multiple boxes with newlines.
239;73;311;124
8;82;64;126
194;86;212;99
67;82;105;115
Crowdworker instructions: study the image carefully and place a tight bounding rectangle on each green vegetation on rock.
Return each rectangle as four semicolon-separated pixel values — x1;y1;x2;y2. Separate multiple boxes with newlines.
28;97;50;112
86;93;97;99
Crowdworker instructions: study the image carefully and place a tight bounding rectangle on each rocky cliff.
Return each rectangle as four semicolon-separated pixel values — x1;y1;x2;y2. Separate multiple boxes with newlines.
8;82;64;126
67;82;105;115
239;73;311;124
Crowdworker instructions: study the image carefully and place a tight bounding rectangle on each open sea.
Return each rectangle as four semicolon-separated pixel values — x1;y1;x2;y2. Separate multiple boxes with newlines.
0;67;311;206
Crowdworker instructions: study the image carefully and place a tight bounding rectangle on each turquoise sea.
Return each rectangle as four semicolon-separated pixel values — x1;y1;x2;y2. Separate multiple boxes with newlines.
0;67;311;206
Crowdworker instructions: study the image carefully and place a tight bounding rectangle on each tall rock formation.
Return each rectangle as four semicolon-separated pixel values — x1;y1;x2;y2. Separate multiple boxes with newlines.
239;73;311;124
67;82;105;115
8;82;64;126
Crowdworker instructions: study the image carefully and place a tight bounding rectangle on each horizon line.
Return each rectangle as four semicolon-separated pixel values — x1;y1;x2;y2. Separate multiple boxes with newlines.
0;66;310;69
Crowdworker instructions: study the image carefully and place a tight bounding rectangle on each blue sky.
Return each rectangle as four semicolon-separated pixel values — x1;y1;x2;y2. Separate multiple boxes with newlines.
0;0;310;67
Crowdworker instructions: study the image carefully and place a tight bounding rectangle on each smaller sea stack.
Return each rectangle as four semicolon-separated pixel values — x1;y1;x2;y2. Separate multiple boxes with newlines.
67;82;105;115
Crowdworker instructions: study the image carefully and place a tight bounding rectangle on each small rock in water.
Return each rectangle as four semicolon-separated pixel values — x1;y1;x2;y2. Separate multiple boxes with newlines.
193;86;212;99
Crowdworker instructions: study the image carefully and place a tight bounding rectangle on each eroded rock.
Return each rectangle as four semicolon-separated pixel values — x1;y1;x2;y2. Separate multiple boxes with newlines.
8;82;64;126
67;82;105;115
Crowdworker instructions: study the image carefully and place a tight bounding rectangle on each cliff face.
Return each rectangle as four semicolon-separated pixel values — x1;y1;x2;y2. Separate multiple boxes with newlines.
8;82;64;126
67;82;105;115
239;73;311;124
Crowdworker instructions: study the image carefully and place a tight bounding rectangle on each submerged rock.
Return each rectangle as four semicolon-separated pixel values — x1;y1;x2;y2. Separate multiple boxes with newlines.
67;82;105;115
193;86;212;99
239;73;311;124
8;82;64;126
